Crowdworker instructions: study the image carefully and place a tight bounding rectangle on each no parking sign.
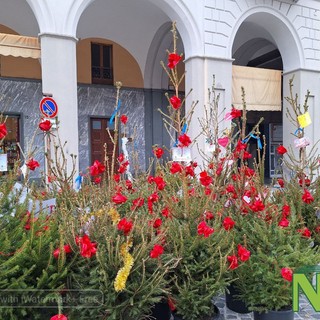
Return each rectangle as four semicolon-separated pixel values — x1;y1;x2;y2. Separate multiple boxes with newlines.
39;97;58;118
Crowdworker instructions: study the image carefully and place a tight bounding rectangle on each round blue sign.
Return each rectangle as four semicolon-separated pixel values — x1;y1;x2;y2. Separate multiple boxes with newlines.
39;97;58;118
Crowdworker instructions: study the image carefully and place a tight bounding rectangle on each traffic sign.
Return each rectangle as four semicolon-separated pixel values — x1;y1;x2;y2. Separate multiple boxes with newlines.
39;97;58;118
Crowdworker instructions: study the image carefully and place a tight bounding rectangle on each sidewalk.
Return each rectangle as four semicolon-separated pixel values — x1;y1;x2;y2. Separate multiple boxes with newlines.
214;294;319;319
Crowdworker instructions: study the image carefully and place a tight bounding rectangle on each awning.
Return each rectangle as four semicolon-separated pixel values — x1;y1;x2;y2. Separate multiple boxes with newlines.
232;65;282;111
0;33;40;59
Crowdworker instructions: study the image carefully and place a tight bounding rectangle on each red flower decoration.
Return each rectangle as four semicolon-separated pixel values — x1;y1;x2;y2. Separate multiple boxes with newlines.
223;217;235;231
89;160;106;176
120;114;128;124
170;96;182;110
161;207;171;218
117;218;133;235
250;199;265;212
39;119;52;131
227;255;239;270
298;227;311;238
277;178;284;188
131;197;144;210
197;221;214;237
167;53;182;69
114;174;120;183
78;234;97;258
302;189;314;204
278;218;290;228
170;162;183;174
225;107;242;120
178;134;192;147
118;153;125;163
26;158;40;171
0;123;7;139
237;244;251;262
282;204;291;218
281;267;293;282
150;244;164;258
53;244;72;259
154;176;166;190
112;193;128;205
153;147;164;159
51;315;68;320
199;171;213;187
277;145;287;155
205;211;214;220
153;218;162;229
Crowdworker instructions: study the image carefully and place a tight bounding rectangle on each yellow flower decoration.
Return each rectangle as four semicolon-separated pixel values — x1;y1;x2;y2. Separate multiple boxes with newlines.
108;207;120;225
114;241;134;292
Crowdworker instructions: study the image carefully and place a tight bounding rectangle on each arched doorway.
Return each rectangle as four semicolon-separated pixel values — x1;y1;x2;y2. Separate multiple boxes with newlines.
230;8;303;182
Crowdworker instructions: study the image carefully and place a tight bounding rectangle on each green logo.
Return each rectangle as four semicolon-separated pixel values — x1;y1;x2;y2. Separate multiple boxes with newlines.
293;265;320;312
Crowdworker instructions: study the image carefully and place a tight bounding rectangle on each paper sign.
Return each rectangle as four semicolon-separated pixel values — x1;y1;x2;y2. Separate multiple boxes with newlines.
298;112;312;128
0;154;8;172
171;147;191;162
205;142;215;153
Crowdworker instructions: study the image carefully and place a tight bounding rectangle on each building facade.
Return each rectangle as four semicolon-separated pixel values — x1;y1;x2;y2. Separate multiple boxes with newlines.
0;0;319;180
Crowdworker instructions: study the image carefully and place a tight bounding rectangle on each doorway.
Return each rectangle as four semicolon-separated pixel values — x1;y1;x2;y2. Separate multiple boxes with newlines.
90;117;118;170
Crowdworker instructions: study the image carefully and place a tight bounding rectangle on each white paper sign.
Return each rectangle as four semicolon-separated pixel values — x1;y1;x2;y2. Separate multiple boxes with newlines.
171;147;192;162
0;154;8;172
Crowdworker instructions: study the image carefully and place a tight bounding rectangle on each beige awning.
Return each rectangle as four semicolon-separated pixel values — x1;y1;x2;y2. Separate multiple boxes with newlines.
232;65;282;111
0;33;40;59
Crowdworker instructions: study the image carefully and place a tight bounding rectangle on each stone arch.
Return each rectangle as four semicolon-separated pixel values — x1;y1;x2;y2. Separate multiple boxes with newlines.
144;22;185;89
228;6;304;72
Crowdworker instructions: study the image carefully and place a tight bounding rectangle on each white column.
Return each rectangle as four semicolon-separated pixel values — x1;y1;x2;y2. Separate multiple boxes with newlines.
282;69;320;178
185;56;233;167
39;33;79;180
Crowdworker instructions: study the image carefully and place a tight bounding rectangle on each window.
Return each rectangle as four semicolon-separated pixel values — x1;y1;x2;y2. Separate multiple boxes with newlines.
91;43;113;85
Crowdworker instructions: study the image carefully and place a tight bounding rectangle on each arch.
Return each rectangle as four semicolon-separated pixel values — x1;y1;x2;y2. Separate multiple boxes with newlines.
228;6;304;71
144;22;185;89
74;0;201;59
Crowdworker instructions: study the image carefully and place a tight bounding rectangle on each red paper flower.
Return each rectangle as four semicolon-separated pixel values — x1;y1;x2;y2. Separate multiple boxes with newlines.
167;53;182;69
281;267;293;282
302;189;314;204
282;204;291;218
153;147;164;159
170;162;183;174
114;174;120;183
185;165;195;177
26;158;40;171
78;234;97;258
39;119;52;131
131;197;144;210
178;134;192;147
205;211;214;220
223;217;235;231
53;244;72;259
278;218;290;228
0;123;7;139
118;153;125;163
150;244;164;258
89;160;106;176
225;107;242;120
112;193;128;204
197;221;214;237
250;199;265;212
170;96;182;110
298;227;311;238
154;176;166;190
94;176;101;184
161;207;171;218
277;145;287;155
227;255;239;270
120;114;128;124
277;178;284;188
51;315;68;320
237;244;251;262
117;218;133;235
153;218;162;229
199;171;213;187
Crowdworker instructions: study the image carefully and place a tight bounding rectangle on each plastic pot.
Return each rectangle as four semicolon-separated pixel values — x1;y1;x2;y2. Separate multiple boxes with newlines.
253;308;294;320
225;283;250;314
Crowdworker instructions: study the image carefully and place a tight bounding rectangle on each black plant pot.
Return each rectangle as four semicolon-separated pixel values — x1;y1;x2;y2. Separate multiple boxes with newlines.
150;301;172;320
173;304;222;320
253;308;294;320
225;283;250;314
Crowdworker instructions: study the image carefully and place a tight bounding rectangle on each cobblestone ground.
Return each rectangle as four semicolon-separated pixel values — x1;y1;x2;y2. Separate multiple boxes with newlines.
214;294;320;319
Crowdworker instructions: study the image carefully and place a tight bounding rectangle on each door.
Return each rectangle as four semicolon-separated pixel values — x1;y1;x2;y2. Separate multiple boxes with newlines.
90;118;117;171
